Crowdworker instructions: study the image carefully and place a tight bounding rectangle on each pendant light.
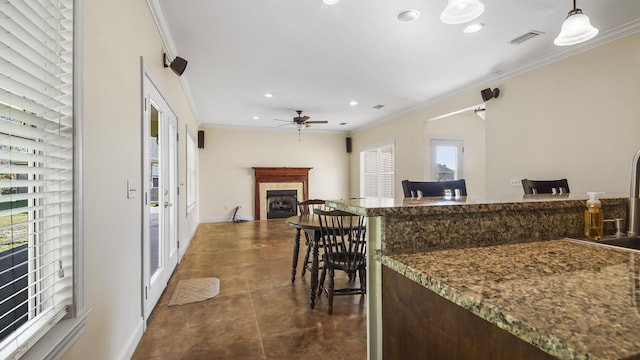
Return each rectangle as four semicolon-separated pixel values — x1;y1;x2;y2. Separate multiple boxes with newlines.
440;0;485;25
554;0;598;46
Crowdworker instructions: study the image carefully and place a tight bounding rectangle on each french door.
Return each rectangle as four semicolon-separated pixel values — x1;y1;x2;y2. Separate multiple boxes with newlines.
142;71;179;320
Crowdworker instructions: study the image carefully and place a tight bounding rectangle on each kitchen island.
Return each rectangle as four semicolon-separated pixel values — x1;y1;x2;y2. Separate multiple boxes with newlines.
326;194;633;359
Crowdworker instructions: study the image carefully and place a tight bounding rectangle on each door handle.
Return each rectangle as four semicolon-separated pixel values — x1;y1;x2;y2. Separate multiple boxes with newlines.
164;202;173;208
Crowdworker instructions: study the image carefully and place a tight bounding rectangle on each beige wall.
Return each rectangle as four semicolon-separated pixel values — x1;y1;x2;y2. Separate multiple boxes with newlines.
198;127;350;222
61;0;639;357
351;32;640;201
63;0;200;359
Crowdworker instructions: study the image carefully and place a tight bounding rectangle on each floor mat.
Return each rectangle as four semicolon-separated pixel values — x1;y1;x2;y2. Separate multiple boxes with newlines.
168;277;220;306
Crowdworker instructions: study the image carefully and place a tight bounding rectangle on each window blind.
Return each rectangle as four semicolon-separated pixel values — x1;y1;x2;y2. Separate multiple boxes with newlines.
361;144;395;200
0;0;74;358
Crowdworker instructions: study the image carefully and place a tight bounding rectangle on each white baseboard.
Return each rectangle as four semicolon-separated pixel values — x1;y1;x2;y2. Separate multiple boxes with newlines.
118;317;144;360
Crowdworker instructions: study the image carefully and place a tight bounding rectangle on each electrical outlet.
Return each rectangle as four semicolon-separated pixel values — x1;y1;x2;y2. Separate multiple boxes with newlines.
509;178;521;187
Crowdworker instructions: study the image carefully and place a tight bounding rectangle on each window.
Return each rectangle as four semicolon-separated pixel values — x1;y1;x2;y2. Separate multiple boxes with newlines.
430;139;464;181
0;0;76;357
360;144;394;200
186;130;196;213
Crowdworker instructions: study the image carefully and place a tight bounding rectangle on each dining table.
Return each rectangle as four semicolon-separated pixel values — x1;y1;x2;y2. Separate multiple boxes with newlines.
286;214;324;309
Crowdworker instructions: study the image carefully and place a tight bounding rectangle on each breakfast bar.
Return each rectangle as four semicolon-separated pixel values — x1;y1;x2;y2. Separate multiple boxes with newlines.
326;194;635;359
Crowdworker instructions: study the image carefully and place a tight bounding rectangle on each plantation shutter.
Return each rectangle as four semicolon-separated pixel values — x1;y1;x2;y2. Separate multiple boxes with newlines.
379;145;394;199
361;144;395;200
0;0;74;358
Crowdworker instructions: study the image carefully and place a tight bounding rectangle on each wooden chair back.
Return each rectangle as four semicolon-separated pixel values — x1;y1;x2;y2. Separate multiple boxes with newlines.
401;179;467;198
521;179;570;194
298;199;328;215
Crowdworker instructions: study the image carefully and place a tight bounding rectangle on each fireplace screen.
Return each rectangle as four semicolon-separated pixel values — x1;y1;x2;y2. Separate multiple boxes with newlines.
266;190;298;219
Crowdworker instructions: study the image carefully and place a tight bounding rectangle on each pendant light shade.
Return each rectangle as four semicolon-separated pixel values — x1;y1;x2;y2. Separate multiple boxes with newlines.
554;1;598;46
440;0;485;25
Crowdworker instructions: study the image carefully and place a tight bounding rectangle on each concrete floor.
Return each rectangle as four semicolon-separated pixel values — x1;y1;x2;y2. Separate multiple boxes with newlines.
132;220;367;359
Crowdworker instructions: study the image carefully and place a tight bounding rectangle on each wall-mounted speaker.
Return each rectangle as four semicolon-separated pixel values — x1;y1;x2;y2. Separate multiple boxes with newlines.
481;87;500;102
346;137;352;153
163;53;188;76
198;130;205;149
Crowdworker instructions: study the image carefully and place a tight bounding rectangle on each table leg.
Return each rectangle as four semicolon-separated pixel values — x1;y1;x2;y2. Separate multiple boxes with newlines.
310;230;319;309
291;228;301;282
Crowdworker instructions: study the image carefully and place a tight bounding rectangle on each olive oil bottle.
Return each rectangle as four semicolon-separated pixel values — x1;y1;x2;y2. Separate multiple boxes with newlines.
584;192;604;240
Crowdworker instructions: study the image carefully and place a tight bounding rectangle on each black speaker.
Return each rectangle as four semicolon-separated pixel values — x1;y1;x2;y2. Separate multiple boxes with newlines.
197;130;204;149
170;57;188;76
481;88;500;102
164;53;188;76
346;137;352;153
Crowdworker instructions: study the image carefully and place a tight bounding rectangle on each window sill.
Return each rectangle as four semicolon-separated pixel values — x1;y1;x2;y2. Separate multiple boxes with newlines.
24;308;91;360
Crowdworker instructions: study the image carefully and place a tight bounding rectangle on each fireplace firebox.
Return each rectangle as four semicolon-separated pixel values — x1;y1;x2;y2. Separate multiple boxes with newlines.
266;190;298;219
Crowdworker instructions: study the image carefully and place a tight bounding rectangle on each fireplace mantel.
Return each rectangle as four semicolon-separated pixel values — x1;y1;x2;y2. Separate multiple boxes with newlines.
253;167;312;220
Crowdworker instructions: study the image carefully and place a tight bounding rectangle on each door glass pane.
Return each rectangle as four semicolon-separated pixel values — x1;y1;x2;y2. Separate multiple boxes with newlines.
436;146;457;181
430;139;463;181
149;104;161;278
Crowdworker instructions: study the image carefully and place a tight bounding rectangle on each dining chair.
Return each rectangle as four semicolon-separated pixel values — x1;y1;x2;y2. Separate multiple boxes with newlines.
401;179;467;198
316;209;367;315
291;199;328;282
521;178;570;194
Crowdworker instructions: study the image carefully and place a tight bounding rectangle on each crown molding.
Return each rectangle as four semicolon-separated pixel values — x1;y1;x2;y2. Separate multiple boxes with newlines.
146;0;201;125
354;19;640;133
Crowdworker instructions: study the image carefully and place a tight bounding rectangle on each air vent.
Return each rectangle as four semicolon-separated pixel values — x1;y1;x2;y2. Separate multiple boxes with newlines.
509;30;544;45
372;104;385;109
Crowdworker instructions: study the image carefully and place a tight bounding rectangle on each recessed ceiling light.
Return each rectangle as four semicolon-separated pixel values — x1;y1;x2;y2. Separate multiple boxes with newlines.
349;100;358;106
323;0;338;4
463;23;484;33
397;9;420;22
264;93;274;98
253;116;260;120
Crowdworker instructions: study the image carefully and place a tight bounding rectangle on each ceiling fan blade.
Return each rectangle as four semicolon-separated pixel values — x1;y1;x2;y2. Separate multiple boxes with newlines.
305;120;328;124
274;118;292;123
300;116;310;122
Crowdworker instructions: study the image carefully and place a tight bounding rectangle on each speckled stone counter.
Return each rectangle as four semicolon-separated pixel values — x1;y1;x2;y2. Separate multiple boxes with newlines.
327;194;627;254
380;239;640;359
325;193;631;359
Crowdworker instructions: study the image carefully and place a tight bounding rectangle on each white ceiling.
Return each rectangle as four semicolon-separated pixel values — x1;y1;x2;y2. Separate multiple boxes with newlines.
153;0;640;133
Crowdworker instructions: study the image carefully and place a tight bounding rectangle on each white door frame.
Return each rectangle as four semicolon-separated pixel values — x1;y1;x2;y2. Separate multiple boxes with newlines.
141;63;179;321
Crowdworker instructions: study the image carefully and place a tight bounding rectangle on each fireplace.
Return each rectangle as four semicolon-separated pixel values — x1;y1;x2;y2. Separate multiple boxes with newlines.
266;190;297;219
253;167;312;220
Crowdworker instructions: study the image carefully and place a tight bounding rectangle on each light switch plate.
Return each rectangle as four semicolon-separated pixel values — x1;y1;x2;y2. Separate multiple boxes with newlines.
127;180;137;199
509;178;521;187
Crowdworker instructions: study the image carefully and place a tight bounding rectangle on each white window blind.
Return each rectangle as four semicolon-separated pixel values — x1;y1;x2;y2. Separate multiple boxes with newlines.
0;0;74;358
360;144;394;200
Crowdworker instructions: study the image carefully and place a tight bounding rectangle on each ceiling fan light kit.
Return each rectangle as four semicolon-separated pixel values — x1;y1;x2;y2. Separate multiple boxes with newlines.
554;0;598;46
440;0;485;25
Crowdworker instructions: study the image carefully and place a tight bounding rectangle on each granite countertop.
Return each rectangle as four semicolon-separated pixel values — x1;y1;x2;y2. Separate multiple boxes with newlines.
380;239;640;359
327;193;628;217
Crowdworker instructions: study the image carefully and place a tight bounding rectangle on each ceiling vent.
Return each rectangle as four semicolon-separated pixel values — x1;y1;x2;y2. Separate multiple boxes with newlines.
508;30;544;45
372;105;385;109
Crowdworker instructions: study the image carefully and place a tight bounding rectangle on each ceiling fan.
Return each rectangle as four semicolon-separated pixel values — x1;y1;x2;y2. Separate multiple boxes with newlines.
276;110;328;128
275;110;328;140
